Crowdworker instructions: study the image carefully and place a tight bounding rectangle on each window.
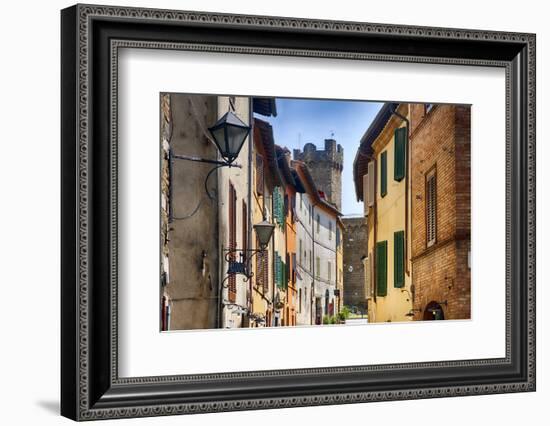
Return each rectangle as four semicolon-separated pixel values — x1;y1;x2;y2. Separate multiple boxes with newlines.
255;154;264;195
273;187;285;226
363;174;369;217
256;236;269;293
365;254;373;298
285;253;291;287
300;194;303;211
329;221;333;240
426;168;437;247
367;161;375;206
299;288;302;313
425;103;434;114
376;241;387;297
299;239;303;265
275;253;286;289
328;261;332;281
242;201;248;262
309;250;312;271
380;151;387;197
316;214;320;233
316;257;320;278
394;127;407;182
394;230;405;288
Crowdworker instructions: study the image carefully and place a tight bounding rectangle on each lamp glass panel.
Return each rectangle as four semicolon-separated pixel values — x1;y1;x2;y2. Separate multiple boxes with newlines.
255;222;275;247
209;126;227;155
226;125;249;158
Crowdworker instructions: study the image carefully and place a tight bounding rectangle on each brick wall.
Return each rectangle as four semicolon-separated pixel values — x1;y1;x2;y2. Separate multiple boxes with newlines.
410;104;471;320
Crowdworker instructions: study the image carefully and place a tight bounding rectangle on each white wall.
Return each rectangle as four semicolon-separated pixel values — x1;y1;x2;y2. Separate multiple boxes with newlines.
217;96;250;328
0;0;547;425
296;192;314;324
312;206;338;316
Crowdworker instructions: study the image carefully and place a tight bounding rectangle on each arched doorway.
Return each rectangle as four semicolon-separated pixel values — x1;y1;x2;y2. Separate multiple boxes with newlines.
423;301;445;320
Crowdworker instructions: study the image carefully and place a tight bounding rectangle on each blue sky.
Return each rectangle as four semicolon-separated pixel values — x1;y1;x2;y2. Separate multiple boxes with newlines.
260;98;383;215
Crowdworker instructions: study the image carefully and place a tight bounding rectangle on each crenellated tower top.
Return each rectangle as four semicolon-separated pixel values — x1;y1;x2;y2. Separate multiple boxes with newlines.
293;139;343;211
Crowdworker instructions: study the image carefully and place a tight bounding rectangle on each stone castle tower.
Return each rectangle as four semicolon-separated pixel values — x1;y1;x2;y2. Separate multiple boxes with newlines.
293;139;343;211
341;216;368;311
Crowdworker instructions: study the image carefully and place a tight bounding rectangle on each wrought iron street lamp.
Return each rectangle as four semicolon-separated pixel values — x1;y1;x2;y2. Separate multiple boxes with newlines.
223;220;275;280
219;219;275;327
208;111;251;165
169;110;252;214
253;220;275;250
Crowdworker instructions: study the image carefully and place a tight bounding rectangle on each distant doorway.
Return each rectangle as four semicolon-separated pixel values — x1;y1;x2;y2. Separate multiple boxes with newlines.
423;301;445;320
315;298;322;325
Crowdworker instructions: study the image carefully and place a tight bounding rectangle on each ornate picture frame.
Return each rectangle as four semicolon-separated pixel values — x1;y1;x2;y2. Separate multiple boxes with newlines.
61;4;535;420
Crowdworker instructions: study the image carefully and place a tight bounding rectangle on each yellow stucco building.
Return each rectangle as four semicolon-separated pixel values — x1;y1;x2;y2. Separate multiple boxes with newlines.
250;117;279;327
355;103;413;323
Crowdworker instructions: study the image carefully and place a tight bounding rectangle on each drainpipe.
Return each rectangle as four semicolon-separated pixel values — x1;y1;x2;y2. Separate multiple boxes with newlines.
373;157;378;303
311;204;316;325
247;99;254;324
390;105;411;276
271;194;276;327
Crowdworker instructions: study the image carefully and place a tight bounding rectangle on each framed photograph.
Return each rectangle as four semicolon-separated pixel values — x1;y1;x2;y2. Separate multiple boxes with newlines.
61;4;536;421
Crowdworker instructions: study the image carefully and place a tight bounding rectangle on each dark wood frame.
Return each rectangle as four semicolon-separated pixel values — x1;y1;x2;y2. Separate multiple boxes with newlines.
61;4;536;421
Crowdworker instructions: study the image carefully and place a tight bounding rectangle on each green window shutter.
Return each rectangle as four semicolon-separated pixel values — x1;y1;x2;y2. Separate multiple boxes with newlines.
394;127;407;182
376;241;387;296
273;189;279;223
380;151;387;197
394;231;405;288
279;191;285;225
276;189;281;224
274;188;284;226
275;254;286;289
275;254;281;287
281;262;287;288
272;187;280;225
279;256;283;288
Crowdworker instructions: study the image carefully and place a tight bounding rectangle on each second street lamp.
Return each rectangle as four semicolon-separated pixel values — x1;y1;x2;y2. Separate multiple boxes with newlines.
253;220;275;250
223;220;275;280
219;219;275;326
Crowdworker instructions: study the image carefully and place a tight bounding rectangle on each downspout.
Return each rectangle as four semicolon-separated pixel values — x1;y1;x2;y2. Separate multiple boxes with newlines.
216;99;224;329
247;99;254;323
373;157;378;303
271;193;276;327
311;204;316;325
390;105;411;276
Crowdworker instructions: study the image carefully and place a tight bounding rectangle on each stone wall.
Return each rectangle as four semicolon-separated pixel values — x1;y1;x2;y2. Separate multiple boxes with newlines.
342;216;368;311
162;94;220;330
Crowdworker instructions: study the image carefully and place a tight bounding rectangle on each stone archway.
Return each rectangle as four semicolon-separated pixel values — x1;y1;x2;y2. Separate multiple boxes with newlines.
423;301;445;320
